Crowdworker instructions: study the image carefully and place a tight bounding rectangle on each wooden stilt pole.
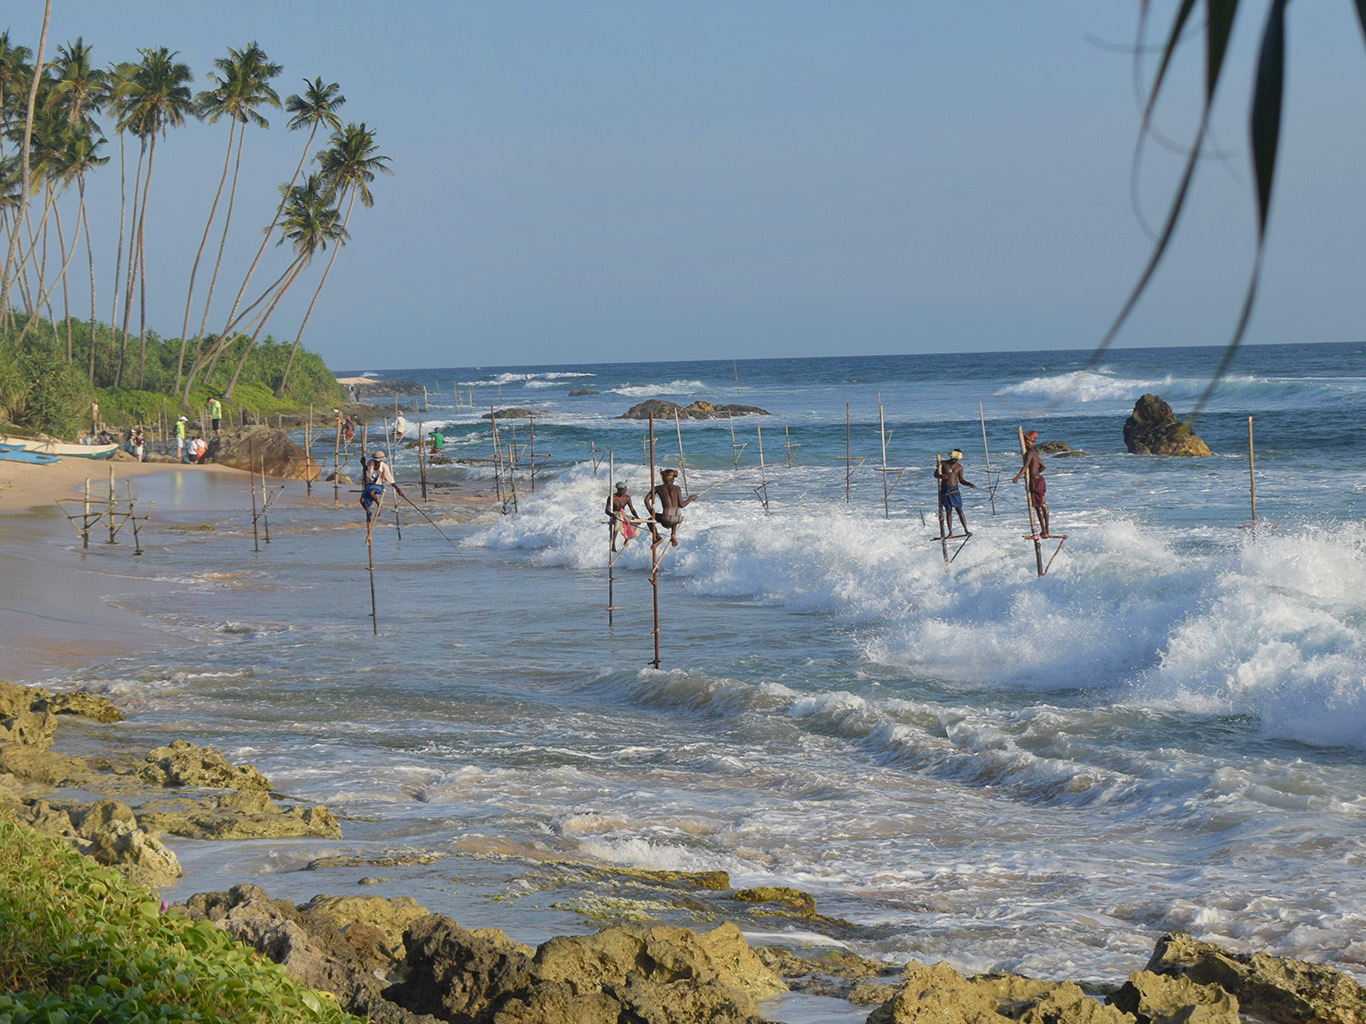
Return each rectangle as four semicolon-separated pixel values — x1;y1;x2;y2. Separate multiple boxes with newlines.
1248;415;1257;527
935;454;949;565
333;409;342;506
305;404;314;498
608;450;617;625
258;446;272;544
649;414;661;669
980;400;997;515
126;481;145;555
250;442;260;552
107;466;117;544
383;417;401;539
419;419;428;501
528;415;537;494
835;406;846;507
83;478;91;548
755;425;770;513
489;406;505;507
365;516;378;635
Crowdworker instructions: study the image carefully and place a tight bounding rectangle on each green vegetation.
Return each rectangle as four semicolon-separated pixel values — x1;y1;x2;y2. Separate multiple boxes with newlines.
0;22;391;432
0;816;363;1024
0;315;344;438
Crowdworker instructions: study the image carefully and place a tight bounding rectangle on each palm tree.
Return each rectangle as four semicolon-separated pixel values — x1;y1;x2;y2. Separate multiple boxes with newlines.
217;76;343;343
61;126;108;381
103;60;136;385
47;38;105;128
0;0;51;326
271;175;344;396
176;42;280;395
223;121;389;401
119;46;193;387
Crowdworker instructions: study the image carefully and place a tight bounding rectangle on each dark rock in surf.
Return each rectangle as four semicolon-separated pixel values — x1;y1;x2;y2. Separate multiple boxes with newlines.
480;407;549;420
1037;440;1087;457
618;399;770;420
568;389;598;397
1123;395;1212;456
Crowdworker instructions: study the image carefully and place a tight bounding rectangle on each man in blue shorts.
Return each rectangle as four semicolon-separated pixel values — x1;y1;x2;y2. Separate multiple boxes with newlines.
934;449;976;537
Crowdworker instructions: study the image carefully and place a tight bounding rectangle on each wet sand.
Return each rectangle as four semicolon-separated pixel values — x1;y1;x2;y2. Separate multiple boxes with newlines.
0;461;257;682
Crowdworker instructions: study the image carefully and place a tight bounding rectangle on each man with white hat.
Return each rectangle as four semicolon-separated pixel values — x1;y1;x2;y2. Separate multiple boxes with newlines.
176;416;188;462
934;449;977;538
360;450;402;523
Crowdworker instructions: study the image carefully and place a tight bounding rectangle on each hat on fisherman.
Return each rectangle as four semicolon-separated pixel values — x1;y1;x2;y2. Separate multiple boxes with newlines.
372;450;386;460
950;449;963;460
178;416;187;421
661;468;678;477
615;482;628;492
1025;430;1038;442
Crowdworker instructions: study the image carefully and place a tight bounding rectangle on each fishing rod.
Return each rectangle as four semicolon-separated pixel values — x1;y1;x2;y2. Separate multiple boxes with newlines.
395;489;469;559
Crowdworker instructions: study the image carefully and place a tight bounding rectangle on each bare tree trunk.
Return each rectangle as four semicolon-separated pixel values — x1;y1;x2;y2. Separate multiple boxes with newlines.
0;0;50;321
178;120;237;396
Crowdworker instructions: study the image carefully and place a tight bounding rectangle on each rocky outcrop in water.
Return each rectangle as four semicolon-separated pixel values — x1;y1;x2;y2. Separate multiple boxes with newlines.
385;916;784;1024
618;399;769;420
480;407;549;420
1141;933;1366;1024
1123;395;1212;456
204;424;320;478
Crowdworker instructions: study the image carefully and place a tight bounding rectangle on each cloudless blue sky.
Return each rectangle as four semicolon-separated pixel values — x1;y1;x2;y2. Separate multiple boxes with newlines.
15;2;1366;368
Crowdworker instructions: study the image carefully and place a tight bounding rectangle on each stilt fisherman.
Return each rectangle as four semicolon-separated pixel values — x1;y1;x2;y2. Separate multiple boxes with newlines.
361;450;403;523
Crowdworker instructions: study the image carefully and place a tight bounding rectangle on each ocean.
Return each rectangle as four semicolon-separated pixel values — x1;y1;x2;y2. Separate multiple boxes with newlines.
22;341;1366;1019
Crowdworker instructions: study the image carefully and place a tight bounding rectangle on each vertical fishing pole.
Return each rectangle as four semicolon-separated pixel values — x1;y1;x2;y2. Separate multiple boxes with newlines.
489;407;505;507
107;466;117;544
649;413;661;669
935;454;949;565
418;418;428;502
306;404;314;499
846;403;852;503
384;417;402;539
257;445;273;544
1248;415;1257;528
674;410;689;496
979;400;997;515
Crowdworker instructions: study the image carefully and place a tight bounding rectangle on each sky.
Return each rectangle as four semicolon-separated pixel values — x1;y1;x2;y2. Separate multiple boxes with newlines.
10;2;1366;369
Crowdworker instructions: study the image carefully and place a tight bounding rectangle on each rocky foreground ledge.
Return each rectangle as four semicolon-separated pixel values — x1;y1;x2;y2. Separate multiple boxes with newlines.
4;679;1363;1024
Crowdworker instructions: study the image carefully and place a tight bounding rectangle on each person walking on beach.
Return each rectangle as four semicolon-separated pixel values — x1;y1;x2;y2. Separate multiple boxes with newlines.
934;449;977;538
360;450;402;523
606;482;640;552
1012;430;1051;538
176;416;188;462
210;397;222;437
132;428;145;463
646;468;696;553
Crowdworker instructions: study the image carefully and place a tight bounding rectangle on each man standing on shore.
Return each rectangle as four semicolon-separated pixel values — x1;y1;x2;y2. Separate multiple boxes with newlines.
210;397;222;437
176;416;188;462
360;451;402;523
934;449;977;538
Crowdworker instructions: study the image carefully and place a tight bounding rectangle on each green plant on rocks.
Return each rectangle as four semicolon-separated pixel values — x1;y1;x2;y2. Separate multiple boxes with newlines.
0;816;362;1024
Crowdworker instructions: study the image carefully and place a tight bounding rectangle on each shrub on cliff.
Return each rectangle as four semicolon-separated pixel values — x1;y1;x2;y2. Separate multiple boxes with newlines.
0;816;362;1024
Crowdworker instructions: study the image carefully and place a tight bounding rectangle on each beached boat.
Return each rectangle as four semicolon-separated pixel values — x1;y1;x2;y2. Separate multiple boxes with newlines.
0;447;60;465
0;434;118;460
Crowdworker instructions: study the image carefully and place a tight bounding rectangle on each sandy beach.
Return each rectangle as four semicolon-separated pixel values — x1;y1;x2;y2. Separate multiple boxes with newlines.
0;459;258;681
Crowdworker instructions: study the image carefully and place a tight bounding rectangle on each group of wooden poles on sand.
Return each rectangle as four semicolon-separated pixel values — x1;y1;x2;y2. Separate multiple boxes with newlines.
348;407;1068;664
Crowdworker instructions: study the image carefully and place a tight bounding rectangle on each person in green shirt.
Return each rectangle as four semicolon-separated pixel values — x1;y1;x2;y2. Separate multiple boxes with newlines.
430;430;445;452
210;397;223;436
176;416;188;462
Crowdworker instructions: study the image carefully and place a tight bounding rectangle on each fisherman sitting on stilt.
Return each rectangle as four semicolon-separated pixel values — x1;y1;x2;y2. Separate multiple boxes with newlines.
606;482;640;552
647;468;696;557
934;449;976;538
360;450;403;523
